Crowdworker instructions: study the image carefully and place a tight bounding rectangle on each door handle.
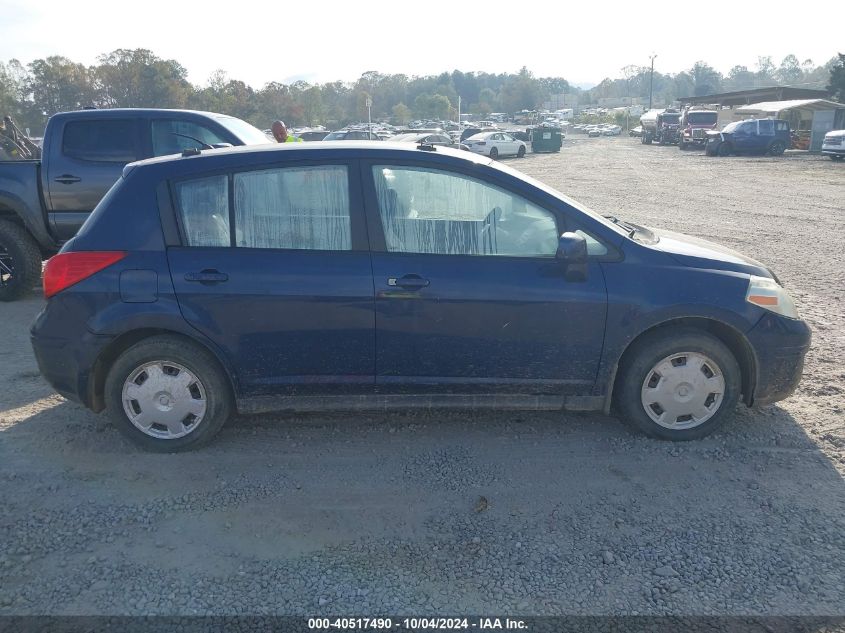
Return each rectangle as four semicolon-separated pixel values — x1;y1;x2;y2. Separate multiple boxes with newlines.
387;275;430;290
54;174;81;184
185;269;229;284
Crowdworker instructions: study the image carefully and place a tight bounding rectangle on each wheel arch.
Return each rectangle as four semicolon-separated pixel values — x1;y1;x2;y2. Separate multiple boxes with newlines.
604;316;757;414
88;327;239;413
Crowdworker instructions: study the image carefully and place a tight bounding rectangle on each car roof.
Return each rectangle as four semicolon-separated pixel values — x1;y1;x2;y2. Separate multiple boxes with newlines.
51;108;235;120
124;141;493;176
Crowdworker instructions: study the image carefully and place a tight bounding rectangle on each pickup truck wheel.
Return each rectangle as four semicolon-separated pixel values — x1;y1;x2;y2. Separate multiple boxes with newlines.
717;142;732;157
0;220;42;302
104;335;234;452
614;329;741;441
768;140;786;156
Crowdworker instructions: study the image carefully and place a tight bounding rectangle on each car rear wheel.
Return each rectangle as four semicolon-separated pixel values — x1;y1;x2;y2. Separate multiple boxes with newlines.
517;145;526;158
489;147;499;159
615;328;741;440
768;141;786;156
0;220;42;302
105;335;233;452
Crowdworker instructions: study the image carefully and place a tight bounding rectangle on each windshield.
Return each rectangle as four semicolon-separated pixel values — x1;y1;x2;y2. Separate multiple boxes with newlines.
214;116;273;145
687;112;717;125
660;114;680;123
722;121;742;133
323;131;348;140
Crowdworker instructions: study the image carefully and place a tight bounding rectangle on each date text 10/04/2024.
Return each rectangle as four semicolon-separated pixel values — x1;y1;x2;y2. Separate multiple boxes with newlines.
307;618;528;630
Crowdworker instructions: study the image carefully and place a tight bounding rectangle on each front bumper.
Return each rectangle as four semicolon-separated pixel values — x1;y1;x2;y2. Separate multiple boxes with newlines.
821;147;845;157
745;312;811;406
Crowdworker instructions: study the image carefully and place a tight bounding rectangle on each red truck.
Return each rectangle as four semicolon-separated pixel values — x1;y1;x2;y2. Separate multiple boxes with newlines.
678;107;719;150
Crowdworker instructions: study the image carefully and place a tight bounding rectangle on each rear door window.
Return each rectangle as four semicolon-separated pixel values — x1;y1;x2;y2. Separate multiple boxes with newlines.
234;165;351;250
62;119;138;162
758;120;774;136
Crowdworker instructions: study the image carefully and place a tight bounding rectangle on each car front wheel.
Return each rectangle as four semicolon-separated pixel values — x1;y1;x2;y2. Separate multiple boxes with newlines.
517;145;526;158
105;335;233;452
615;329;741;440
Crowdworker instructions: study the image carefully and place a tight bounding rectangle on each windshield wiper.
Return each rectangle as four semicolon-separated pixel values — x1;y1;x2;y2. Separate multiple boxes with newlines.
604;215;638;237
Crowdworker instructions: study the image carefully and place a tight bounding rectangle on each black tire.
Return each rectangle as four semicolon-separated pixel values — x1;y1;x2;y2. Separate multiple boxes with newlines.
678;141;686;150
768;140;786;156
0;219;42;302
831;155;844;161
489;147;499;160
517;145;526;158
104;335;234;452
642;133;652;145
717;142;732;157
614;328;741;441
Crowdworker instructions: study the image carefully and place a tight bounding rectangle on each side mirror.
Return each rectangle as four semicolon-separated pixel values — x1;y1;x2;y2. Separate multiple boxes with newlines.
556;232;588;281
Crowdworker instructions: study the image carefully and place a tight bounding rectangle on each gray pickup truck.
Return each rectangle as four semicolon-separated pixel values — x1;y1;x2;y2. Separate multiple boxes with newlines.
0;108;271;300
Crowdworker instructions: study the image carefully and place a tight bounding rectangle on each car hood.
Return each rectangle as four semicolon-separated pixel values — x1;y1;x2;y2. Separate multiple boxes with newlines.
645;227;773;278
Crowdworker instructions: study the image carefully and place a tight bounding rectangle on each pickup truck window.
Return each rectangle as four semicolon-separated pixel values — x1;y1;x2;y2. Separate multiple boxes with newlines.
758;120;774;136
152;120;228;157
62;119;138;162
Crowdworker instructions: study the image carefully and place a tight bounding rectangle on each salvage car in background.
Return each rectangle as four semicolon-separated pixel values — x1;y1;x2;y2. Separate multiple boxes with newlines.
463;131;527;158
31;142;810;451
821;129;845;161
705;119;790;157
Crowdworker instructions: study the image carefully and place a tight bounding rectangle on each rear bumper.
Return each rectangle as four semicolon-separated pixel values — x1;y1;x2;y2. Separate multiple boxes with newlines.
30;301;113;410
746;312;811;406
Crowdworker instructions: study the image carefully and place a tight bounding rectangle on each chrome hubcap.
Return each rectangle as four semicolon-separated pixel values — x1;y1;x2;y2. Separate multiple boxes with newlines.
640;352;725;430
122;361;207;439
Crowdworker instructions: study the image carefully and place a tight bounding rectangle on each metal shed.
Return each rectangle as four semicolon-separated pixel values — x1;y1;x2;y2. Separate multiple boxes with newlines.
734;99;845;152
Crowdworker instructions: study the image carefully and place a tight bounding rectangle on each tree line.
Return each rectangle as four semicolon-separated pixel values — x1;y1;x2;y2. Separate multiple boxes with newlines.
1;49;842;135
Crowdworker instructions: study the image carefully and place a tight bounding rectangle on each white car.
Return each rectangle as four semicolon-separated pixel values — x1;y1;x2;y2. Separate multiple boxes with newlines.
463;131;527;159
821;129;845;161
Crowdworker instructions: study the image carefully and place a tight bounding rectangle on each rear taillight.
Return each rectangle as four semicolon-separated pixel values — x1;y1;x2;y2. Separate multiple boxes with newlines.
43;251;126;298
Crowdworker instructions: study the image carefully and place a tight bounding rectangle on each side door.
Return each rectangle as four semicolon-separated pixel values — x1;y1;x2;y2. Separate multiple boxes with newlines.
45;117;143;240
364;162;608;395
166;160;376;398
757;119;774;152
732;121;756;152
501;133;518;155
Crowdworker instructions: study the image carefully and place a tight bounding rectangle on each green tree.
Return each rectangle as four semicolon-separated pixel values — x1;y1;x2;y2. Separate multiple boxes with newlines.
96;49;191;108
776;54;802;84
391;102;411;125
689;61;722;96
827;53;845;102
27;56;99;120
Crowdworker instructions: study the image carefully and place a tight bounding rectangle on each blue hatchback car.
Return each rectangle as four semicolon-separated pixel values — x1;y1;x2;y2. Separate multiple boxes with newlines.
30;142;810;451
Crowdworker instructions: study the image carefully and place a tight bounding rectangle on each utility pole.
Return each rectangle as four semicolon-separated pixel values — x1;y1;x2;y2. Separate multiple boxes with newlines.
648;54;657;110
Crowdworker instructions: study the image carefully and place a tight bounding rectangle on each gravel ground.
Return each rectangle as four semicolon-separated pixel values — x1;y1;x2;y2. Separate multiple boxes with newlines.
0;136;843;617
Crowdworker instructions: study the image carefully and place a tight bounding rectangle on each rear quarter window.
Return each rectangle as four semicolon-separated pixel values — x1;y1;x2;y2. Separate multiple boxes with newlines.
62;119;138;162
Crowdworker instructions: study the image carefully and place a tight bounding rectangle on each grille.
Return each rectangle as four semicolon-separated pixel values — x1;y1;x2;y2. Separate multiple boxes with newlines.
825;136;843;146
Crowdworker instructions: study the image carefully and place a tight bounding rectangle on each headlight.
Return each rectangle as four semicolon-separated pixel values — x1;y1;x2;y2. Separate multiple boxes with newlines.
746;276;799;319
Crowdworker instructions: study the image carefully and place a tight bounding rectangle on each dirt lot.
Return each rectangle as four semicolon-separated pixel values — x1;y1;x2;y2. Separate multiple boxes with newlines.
1;137;843;617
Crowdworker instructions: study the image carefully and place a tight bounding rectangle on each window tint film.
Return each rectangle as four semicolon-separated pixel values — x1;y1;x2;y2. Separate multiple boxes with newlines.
62;119;137;162
234;165;351;250
372;166;558;257
152;120;228;156
174;175;230;247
